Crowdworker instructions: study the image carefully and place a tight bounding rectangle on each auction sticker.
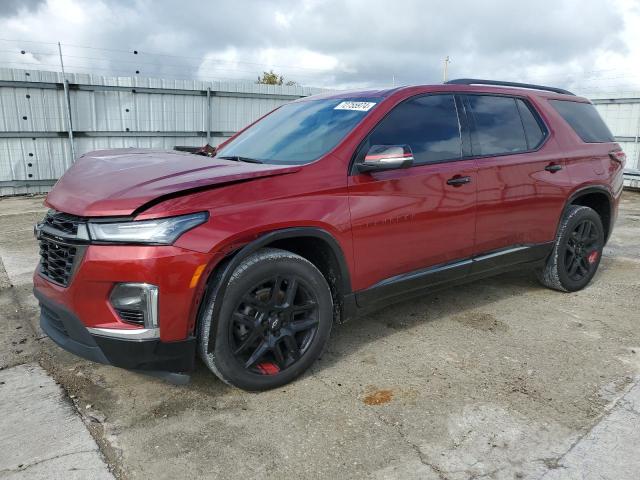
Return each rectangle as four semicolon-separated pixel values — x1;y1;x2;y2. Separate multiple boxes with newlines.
334;101;377;111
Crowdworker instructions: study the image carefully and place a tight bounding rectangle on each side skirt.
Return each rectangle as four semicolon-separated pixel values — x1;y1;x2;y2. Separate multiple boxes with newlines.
354;242;553;312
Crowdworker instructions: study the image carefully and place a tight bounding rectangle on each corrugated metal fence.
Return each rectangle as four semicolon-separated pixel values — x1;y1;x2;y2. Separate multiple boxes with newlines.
0;68;327;196
2;68;639;196
590;93;640;189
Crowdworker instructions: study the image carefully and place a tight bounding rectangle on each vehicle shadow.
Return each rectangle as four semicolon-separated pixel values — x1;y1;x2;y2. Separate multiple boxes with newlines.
312;268;549;372
188;267;555;390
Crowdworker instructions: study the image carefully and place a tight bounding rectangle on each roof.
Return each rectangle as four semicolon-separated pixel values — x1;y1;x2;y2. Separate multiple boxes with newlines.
297;79;586;103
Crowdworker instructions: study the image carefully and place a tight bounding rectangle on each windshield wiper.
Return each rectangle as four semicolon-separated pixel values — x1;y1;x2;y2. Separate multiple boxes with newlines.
217;155;263;164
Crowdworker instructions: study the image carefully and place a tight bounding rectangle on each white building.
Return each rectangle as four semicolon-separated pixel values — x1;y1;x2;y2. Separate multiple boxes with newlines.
587;92;640;189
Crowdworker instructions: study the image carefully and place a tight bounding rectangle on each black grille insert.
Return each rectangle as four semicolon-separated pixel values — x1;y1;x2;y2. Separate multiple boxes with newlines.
39;237;77;286
115;308;145;325
43;211;83;236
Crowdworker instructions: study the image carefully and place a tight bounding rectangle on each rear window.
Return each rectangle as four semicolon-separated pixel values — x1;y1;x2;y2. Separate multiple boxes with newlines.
466;95;528;155
549;100;614;143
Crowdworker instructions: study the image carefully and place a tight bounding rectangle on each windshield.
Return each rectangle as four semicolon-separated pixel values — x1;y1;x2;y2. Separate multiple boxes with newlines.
216;98;379;164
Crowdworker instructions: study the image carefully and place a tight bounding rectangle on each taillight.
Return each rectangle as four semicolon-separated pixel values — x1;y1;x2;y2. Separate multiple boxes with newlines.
609;149;626;165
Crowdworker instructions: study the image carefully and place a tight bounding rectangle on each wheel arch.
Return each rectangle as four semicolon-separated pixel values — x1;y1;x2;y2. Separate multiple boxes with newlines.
196;228;356;339
565;186;613;242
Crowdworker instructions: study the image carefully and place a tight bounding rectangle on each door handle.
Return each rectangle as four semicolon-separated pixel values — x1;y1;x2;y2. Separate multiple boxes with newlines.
446;175;471;186
545;163;563;173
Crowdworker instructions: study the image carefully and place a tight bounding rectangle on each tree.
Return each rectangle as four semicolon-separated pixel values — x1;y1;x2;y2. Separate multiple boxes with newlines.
256;70;298;86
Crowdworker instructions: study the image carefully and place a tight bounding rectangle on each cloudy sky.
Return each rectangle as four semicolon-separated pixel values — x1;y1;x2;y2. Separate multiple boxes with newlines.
1;0;639;94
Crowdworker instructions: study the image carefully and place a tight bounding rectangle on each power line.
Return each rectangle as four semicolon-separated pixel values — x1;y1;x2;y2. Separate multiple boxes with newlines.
0;37;335;73
0;61;335;87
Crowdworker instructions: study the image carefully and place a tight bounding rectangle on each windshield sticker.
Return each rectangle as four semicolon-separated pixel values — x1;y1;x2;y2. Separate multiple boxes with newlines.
334;101;377;112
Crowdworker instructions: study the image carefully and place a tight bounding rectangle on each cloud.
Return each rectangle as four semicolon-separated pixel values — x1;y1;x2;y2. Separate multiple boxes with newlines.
0;0;638;93
0;0;45;17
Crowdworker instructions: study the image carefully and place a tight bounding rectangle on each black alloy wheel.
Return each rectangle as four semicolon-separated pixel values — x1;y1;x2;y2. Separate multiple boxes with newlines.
198;248;333;391
230;275;319;375
563;219;600;282
537;205;604;292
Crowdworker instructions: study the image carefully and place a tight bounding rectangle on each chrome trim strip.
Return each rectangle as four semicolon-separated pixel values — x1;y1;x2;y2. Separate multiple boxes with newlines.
110;282;159;329
373;258;473;289
87;327;160;341
473;245;529;262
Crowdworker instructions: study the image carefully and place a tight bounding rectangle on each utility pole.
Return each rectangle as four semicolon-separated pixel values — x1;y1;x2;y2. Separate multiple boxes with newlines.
58;42;76;161
443;56;450;82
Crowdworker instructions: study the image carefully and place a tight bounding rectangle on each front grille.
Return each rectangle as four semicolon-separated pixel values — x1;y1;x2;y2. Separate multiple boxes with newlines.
37;210;87;287
42;211;83;236
115;308;145;325
39;237;78;286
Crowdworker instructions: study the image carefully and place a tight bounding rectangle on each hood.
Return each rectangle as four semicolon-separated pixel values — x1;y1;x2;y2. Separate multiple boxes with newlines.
45;149;301;217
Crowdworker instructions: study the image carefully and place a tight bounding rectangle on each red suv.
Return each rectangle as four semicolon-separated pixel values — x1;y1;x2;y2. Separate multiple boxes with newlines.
34;79;625;390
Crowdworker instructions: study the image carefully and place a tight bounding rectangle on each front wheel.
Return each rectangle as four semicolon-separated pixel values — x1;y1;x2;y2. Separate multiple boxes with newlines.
198;248;333;391
536;205;604;292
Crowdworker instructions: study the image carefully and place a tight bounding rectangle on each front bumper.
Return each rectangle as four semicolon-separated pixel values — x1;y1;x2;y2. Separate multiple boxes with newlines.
36;289;196;373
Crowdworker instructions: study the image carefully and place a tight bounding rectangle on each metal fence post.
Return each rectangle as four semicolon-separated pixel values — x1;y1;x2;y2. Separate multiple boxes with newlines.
206;86;211;146
635;110;640;169
58;42;76;161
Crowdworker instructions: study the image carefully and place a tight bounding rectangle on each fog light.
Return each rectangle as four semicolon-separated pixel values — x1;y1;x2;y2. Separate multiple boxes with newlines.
109;283;158;329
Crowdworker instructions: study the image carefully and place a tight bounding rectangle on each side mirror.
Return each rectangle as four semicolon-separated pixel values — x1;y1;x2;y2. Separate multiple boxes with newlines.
196;144;217;157
357;145;413;173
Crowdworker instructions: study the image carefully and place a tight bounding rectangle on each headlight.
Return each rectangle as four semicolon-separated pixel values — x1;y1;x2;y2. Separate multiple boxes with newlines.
87;212;208;244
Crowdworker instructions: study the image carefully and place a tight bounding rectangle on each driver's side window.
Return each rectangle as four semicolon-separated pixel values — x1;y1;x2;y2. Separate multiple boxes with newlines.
365;94;462;165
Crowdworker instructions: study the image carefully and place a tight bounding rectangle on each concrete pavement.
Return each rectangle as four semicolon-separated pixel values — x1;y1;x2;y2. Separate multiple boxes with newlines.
0;364;113;479
0;192;639;479
0;196;114;479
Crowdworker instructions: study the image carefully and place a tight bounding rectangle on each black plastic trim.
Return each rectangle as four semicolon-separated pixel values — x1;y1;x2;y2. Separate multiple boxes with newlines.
232;228;351;294
356;258;472;307
355;243;553;310
563;185;615;243
204;227;355;349
35;288;196;373
471;243;552;274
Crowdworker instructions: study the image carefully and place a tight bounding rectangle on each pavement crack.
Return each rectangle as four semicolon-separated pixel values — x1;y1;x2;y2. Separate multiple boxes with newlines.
313;375;450;478
370;409;449;480
0;449;98;473
535;377;640;479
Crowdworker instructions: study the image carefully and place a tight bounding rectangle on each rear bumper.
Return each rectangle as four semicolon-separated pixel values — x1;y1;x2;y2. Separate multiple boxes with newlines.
36;289;196;373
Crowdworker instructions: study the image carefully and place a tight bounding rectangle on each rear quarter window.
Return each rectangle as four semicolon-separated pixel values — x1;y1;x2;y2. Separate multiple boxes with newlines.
515;99;546;149
549;100;614;143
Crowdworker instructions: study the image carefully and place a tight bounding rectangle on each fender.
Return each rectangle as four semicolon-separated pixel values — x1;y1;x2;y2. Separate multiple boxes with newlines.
555;185;614;242
224;227;352;294
200;227;356;351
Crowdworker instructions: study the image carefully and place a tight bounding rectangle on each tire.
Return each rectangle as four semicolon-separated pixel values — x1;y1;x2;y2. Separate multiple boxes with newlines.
536;205;604;292
198;248;333;391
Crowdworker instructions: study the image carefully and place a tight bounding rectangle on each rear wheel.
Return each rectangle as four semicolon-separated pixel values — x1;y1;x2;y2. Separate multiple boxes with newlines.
198;248;333;391
537;205;604;292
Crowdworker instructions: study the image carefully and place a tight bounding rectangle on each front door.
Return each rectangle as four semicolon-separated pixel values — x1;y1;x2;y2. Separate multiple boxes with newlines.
348;94;477;296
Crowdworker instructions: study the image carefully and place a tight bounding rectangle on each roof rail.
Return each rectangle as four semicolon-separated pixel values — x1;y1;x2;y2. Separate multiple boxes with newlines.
444;78;575;96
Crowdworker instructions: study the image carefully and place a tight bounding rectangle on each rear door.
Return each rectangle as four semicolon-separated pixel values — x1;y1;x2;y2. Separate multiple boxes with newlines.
464;94;571;262
348;94;477;293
